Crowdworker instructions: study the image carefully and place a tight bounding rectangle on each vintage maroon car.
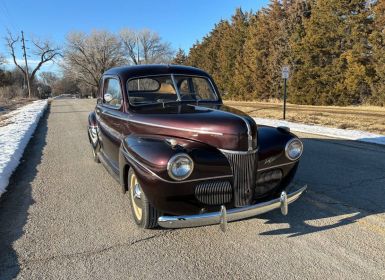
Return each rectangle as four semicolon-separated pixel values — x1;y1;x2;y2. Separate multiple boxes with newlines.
87;64;306;230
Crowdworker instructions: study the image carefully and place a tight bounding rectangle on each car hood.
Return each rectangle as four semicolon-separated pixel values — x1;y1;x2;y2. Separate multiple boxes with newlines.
128;103;257;151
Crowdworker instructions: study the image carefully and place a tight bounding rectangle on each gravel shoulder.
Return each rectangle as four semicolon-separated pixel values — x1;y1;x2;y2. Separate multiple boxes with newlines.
0;98;384;279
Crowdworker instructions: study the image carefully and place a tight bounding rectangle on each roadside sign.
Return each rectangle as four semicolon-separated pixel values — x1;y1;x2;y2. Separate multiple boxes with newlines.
282;66;290;79
282;66;289;120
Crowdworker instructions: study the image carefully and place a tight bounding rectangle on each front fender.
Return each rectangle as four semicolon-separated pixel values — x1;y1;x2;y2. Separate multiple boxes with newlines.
118;134;233;213
257;126;300;170
121;134;232;182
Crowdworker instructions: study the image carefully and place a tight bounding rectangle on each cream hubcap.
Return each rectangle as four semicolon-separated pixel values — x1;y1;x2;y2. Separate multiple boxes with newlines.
130;174;143;220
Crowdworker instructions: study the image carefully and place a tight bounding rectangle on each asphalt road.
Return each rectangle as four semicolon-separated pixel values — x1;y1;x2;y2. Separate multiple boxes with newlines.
1;98;385;280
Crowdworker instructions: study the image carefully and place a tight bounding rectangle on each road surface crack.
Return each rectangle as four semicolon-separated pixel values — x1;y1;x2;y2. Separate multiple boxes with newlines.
18;230;173;266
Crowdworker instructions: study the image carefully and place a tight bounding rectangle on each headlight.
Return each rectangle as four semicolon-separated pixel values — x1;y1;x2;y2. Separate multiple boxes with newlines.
167;153;194;181
285;138;303;160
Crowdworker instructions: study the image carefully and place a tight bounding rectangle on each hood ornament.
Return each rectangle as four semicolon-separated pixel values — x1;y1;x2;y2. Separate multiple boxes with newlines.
165;138;178;148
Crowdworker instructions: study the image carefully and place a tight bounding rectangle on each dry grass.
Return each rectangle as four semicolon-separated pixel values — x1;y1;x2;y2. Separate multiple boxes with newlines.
225;100;385;135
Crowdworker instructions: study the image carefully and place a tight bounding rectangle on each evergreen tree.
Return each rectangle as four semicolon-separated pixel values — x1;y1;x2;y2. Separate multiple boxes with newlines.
233;13;261;100
290;0;373;105
187;20;232;93
186;0;379;106
172;48;188;65
370;0;385;105
218;8;249;97
238;1;288;100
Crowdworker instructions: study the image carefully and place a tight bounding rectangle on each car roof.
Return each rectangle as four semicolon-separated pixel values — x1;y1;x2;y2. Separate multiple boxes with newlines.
104;64;210;80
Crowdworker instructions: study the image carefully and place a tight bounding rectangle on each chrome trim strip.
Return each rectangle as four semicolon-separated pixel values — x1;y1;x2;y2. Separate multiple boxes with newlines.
258;161;298;172
158;185;307;229
120;147;232;184
243;117;253;151
219;148;257;155
129;119;224;136
102;111;223;136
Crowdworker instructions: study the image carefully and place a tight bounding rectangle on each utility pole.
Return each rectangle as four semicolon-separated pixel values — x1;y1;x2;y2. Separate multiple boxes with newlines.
136;36;140;65
21;31;32;98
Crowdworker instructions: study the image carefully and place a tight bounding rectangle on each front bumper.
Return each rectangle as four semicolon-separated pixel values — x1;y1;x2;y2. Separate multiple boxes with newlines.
158;185;307;230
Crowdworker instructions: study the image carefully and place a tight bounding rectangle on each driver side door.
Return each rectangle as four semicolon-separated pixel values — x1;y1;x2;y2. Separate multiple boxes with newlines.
96;76;125;172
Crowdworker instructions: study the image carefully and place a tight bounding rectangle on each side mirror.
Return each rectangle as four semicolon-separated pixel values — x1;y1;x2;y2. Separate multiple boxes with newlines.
104;93;113;103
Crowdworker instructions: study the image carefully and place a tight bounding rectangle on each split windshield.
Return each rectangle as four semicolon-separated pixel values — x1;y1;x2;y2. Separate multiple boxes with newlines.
126;75;218;106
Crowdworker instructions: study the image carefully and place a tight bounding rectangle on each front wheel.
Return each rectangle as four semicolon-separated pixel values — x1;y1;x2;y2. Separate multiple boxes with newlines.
127;169;160;229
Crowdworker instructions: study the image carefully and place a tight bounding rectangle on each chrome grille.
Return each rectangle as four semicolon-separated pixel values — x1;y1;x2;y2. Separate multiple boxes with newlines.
195;181;233;205
222;151;258;207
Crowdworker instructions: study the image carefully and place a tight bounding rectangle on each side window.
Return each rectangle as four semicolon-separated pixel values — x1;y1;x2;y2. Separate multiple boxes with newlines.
103;78;122;108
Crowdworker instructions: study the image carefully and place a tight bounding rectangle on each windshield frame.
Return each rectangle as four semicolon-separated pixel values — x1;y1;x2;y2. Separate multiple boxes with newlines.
126;74;219;107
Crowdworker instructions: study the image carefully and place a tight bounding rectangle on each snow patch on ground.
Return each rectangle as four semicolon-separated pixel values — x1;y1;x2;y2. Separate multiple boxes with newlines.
254;117;385;146
0;100;48;197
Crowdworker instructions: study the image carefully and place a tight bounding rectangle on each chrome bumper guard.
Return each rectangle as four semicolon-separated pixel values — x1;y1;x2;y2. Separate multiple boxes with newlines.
158;185;307;231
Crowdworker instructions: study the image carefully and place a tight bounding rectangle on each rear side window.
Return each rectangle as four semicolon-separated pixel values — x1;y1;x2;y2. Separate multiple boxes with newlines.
103;78;122;108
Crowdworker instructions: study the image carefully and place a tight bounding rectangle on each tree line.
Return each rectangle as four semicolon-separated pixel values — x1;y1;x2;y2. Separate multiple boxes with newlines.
0;29;174;98
184;0;385;106
1;0;384;106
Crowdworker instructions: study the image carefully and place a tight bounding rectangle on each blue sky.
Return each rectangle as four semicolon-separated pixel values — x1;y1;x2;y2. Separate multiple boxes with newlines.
0;0;269;72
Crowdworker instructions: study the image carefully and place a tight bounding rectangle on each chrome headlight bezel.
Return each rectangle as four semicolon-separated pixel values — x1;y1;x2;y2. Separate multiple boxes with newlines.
285;138;303;161
167;153;194;181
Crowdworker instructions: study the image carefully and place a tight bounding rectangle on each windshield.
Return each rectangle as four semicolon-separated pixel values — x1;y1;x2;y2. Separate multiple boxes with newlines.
127;75;218;106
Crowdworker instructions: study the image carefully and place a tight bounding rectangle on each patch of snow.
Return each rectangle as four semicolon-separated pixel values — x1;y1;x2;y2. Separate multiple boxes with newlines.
254;117;385;146
0;100;48;197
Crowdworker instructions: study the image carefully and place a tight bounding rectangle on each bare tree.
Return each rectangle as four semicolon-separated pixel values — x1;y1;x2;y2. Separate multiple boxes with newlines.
5;31;61;87
63;30;126;91
40;71;58;87
0;53;6;67
120;29;174;65
119;29;139;65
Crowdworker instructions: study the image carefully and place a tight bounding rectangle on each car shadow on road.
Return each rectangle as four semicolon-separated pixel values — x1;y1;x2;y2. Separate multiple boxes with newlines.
0;106;50;279
257;137;385;237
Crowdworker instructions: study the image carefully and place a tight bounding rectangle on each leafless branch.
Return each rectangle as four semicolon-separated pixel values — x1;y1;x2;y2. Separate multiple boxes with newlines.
120;29;174;65
5;30;61;86
63;31;126;89
30;38;61;81
5;30;26;75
